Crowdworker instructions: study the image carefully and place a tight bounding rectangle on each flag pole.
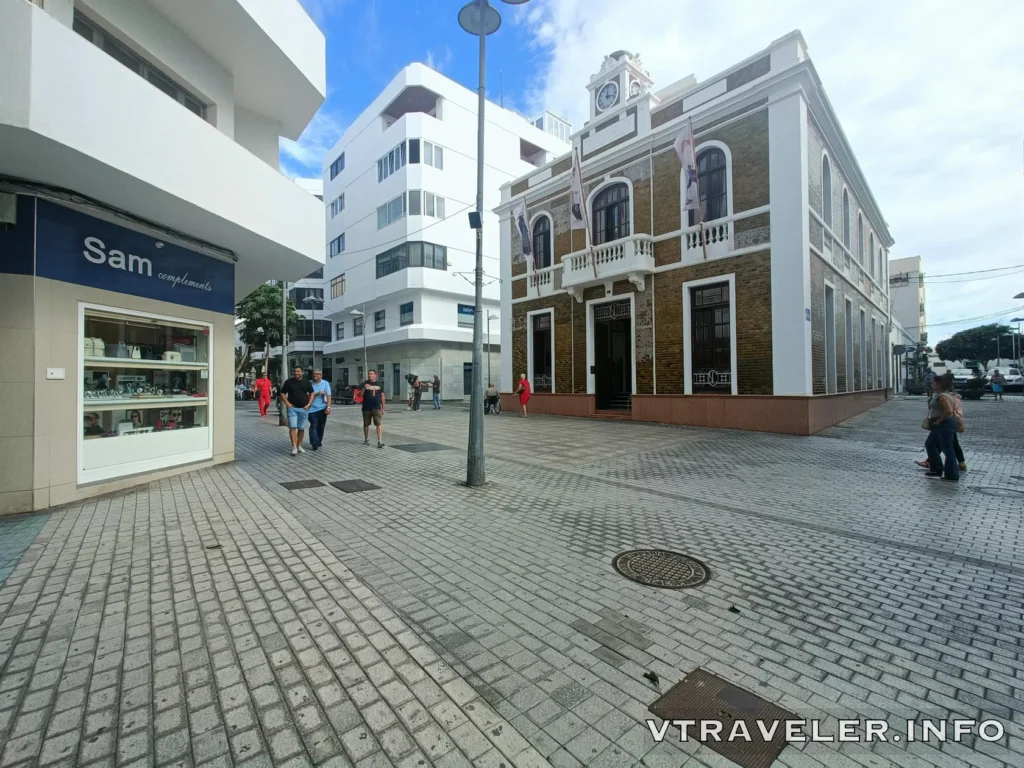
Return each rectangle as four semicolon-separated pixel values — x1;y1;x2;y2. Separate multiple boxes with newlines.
691;123;708;261
576;149;599;280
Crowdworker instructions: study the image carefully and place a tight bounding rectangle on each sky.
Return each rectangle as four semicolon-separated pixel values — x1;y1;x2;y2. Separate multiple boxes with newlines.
285;0;1024;346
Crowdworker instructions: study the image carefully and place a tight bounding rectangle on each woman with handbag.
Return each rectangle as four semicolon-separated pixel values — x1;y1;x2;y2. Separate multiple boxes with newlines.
922;373;960;483
916;384;966;472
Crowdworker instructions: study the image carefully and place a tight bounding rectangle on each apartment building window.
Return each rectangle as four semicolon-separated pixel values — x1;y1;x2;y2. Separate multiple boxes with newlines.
329;194;345;218
377;194;406;229
289;287;323;305
408;191;445;219
374;310;386;332
400;302;413;326
423;141;444;169
330;274;346;299
377;141;407;182
329;153;345;180
294;319;331;342
335;322;345;340
376;241;448;279
353;316;364;337
73;12;206;118
329;233;345;257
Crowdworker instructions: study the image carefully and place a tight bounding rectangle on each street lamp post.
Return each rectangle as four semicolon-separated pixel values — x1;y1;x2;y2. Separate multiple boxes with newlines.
486;312;499;387
1012;318;1024;365
458;0;529;487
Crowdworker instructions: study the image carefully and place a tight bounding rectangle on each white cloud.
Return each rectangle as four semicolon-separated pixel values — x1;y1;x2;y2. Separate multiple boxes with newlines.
425;46;453;74
279;109;345;179
519;0;1024;343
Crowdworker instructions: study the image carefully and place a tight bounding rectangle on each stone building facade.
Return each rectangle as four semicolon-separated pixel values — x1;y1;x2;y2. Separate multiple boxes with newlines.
497;33;894;434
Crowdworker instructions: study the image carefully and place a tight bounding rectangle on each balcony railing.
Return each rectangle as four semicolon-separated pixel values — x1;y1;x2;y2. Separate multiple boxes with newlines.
561;234;655;297
684;219;732;260
526;264;562;298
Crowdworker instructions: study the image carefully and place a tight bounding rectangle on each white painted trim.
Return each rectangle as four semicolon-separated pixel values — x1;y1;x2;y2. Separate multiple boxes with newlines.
840;186;851;251
586;176;635;240
681;273;739;396
820;150;833;231
78;301;215;486
528;210;554;270
823;277;838;394
525;307;555;394
858;306;867;390
585;292;636;397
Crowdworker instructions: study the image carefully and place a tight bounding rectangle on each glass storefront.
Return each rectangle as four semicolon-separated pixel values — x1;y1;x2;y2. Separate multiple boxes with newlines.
80;304;213;483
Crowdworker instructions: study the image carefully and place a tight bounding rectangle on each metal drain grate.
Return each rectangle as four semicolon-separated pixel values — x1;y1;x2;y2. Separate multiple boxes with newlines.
970;486;1024;499
612;549;710;589
392;443;455;453
280;479;325;490
649;669;795;768
330;479;381;493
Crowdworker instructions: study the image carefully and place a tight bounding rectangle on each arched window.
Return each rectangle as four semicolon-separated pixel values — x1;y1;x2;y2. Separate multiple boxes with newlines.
868;233;875;278
842;189;851;250
688;148;728;227
878;247;884;283
592;183;630;245
857;213;864;263
821;156;832;228
532;216;551;270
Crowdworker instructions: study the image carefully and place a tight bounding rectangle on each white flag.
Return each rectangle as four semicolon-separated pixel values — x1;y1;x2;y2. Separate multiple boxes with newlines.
674;118;699;213
569;149;586;231
512;199;534;269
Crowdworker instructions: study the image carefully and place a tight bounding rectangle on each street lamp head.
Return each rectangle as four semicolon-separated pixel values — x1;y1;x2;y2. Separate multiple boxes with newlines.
458;1;501;35
1015;292;1024;299
349;309;364;317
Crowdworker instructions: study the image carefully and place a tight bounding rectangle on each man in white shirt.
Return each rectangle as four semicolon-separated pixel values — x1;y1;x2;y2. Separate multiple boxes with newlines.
307;370;332;451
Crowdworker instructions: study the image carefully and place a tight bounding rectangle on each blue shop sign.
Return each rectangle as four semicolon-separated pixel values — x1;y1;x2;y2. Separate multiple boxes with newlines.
28;198;235;314
458;304;475;318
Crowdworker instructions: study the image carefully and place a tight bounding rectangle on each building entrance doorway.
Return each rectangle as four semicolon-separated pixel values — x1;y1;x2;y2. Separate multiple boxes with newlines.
593;300;632;410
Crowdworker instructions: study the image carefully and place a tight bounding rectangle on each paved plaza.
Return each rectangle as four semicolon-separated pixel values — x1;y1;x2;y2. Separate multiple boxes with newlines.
1;397;1022;768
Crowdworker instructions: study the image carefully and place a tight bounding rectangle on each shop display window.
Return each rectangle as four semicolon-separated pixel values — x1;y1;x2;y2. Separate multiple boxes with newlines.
80;306;213;482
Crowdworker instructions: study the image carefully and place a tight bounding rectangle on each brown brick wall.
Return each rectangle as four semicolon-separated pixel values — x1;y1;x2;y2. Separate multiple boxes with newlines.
726;56;770;91
511;294;575;393
654;250;773;395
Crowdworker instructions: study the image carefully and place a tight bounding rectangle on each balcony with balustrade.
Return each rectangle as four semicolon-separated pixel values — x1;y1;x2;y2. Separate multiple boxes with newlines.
561;234;655;299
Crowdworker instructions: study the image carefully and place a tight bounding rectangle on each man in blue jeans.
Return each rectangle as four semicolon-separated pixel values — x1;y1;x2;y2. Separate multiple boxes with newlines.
307;369;332;450
279;366;314;456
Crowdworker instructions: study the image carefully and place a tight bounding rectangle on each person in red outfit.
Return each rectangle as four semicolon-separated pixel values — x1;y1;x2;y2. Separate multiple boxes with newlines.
514;373;531;418
253;373;272;417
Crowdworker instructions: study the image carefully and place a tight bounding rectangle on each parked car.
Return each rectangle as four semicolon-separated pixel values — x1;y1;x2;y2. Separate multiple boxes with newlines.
949;369;974;391
985;368;1023;392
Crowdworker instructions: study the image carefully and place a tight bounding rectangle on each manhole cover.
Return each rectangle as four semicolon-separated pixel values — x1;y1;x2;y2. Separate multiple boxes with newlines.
392;443;455;453
612;549;710;589
649;668;796;768
330;479;381;493
970;486;1024;499
280;479;325;490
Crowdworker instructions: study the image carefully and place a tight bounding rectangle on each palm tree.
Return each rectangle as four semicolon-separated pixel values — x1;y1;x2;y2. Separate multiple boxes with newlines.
235;284;300;379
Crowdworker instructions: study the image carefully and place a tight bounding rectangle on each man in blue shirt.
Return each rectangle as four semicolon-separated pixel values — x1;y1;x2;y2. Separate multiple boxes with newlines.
307;369;332;451
360;369;386;448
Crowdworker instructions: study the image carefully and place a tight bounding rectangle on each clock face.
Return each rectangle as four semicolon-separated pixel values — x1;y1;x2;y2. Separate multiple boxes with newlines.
629;80;641;98
597;81;619;111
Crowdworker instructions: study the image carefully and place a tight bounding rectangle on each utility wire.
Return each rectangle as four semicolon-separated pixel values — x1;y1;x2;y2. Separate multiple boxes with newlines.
903;305;1024;330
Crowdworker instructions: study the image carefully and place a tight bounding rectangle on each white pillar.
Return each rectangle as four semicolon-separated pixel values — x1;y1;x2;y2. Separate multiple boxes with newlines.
769;90;813;395
498;187;513;393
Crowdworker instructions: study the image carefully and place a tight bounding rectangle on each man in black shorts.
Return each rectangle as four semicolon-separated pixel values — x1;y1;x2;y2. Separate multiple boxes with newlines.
360;369;386;448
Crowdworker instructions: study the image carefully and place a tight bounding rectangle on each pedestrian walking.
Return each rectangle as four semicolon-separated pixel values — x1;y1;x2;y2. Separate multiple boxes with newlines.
253;373;273;416
307;369;332;450
922;373;961;483
485;382;499;414
915;384;967;473
432;375;441;409
514;373;531;418
991;369;1006;401
360;369;386;448
279;366;314;456
412;375;423;411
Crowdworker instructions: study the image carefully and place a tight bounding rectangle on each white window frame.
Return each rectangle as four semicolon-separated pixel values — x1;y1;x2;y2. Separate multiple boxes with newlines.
844;297;854;392
821;153;832;230
78;302;214;485
586;176;636;243
681;274;738;396
823;278;837;394
526;308;556;394
681;141;734;228
859;308;867;390
585;293;636;396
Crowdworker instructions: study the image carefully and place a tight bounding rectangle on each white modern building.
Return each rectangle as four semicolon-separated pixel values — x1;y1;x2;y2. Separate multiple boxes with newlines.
320;63;569;401
0;0;325;513
888;255;927;343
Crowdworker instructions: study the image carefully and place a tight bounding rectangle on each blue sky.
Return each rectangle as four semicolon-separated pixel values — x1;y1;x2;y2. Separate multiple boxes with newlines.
284;0;1024;346
281;0;545;179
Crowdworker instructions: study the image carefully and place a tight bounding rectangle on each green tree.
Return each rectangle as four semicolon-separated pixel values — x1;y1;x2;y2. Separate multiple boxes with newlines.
935;323;1012;364
234;284;301;379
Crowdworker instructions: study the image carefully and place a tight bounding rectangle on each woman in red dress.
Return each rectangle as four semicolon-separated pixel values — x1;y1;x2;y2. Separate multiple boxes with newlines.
514;373;531;418
253;373;272;417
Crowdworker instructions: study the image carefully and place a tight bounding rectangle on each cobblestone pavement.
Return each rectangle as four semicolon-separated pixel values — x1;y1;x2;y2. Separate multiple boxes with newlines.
1;398;1022;768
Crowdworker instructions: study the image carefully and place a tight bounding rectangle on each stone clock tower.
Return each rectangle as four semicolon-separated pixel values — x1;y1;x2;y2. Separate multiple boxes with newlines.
586;50;654;124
